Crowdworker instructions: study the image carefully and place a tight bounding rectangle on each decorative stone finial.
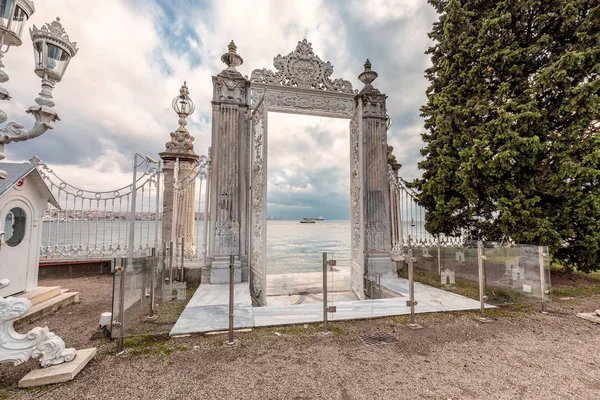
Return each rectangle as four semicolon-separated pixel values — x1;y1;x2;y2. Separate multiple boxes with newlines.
358;59;378;88
180;81;189;97
228;41;237;53
221;40;243;70
164;81;197;156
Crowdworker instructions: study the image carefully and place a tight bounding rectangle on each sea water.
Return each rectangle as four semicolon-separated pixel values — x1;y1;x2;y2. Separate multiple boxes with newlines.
266;220;351;274
41;219;426;274
40;219;351;274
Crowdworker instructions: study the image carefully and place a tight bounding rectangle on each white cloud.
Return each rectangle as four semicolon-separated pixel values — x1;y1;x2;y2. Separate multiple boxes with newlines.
0;0;436;214
350;0;421;24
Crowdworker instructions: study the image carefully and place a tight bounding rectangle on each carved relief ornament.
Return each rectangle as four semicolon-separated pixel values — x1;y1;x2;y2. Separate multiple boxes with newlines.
250;39;356;94
213;75;247;104
250;96;267;303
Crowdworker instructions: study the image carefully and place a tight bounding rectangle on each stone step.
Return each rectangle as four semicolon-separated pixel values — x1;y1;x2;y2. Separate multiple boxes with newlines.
17;286;62;306
15;290;80;328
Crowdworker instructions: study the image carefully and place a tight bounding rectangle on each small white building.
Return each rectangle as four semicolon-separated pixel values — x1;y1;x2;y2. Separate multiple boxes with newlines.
0;159;58;297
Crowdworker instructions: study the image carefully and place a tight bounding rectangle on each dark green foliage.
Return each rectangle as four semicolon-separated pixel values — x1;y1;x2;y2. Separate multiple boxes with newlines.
415;0;600;271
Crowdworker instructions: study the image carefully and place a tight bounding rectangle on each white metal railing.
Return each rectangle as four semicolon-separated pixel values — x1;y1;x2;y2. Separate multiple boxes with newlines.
37;159;161;260
388;165;464;257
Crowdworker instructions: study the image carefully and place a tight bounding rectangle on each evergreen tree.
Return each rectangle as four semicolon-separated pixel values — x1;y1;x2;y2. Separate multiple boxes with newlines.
415;0;600;271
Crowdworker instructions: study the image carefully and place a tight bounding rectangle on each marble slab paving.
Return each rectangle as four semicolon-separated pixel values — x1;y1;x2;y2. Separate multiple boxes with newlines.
171;277;493;334
170;282;254;336
267;269;351;295
253;276;493;327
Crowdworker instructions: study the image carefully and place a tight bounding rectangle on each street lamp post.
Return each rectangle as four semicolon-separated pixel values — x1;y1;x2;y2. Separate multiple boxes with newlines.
0;6;78;178
0;3;80;369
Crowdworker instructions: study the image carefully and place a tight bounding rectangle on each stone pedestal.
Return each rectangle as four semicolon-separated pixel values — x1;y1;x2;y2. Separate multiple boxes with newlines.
207;42;251;283
210;258;242;284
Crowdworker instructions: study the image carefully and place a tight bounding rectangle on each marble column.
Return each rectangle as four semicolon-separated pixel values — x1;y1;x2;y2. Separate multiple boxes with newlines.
356;60;394;276
207;41;251;283
159;83;199;252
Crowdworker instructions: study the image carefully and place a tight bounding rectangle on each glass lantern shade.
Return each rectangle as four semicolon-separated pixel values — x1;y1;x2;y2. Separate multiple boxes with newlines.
33;40;71;82
172;96;195;117
0;0;32;47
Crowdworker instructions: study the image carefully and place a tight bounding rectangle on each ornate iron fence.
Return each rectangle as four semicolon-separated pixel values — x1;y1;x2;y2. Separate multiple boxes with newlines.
37;159;161;260
388;165;464;258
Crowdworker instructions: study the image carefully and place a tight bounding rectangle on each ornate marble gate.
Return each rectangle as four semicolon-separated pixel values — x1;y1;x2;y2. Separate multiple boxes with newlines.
209;39;394;306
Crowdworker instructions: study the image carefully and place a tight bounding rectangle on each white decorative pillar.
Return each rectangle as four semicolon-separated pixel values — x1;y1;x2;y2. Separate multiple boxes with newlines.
356;60;394;276
159;82;199;251
207;41;251;283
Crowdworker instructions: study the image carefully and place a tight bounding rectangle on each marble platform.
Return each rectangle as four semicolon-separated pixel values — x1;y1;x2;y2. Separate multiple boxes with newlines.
170;276;492;335
266;269;351;295
170;282;254;335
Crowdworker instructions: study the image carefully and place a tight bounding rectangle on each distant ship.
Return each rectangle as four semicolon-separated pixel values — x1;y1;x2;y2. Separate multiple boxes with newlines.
300;216;324;222
300;218;316;223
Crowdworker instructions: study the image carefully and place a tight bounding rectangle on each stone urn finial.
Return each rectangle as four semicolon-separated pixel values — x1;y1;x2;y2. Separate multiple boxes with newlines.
221;40;243;70
358;59;378;88
179;81;190;97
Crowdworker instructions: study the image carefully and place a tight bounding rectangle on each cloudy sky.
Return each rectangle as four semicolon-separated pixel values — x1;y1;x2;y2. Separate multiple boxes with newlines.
5;0;438;220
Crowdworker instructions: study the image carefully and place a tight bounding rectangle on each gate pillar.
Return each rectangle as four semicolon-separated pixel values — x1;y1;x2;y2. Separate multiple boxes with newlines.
207;41;251;283
356;60;394;277
159;82;199;251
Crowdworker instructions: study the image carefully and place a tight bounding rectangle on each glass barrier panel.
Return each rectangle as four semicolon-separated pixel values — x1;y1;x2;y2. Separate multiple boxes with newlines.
482;243;543;305
110;248;189;341
542;245;551;299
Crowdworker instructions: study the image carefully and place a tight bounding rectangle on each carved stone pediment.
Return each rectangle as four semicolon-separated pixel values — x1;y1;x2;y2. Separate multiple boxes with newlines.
250;39;356;94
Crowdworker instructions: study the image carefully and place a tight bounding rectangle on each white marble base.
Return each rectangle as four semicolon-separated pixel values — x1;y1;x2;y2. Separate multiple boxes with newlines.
19;348;96;388
366;253;395;276
170;276;493;334
210;266;242;284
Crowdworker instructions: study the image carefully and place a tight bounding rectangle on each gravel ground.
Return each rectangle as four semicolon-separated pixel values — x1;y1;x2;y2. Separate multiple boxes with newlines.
1;273;599;400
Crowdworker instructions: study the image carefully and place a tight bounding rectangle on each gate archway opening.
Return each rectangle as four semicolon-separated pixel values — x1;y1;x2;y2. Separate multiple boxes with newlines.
265;112;352;304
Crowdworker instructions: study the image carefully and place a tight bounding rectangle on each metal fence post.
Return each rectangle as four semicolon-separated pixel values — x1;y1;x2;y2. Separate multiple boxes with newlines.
323;252;328;333
180;238;185;281
539;246;548;314
437;234;441;276
169;241;174;298
228;254;235;345
117;257;126;352
477;241;489;322
406;235;423;329
150;247;156;317
161;240;166;285
154;161;162;249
